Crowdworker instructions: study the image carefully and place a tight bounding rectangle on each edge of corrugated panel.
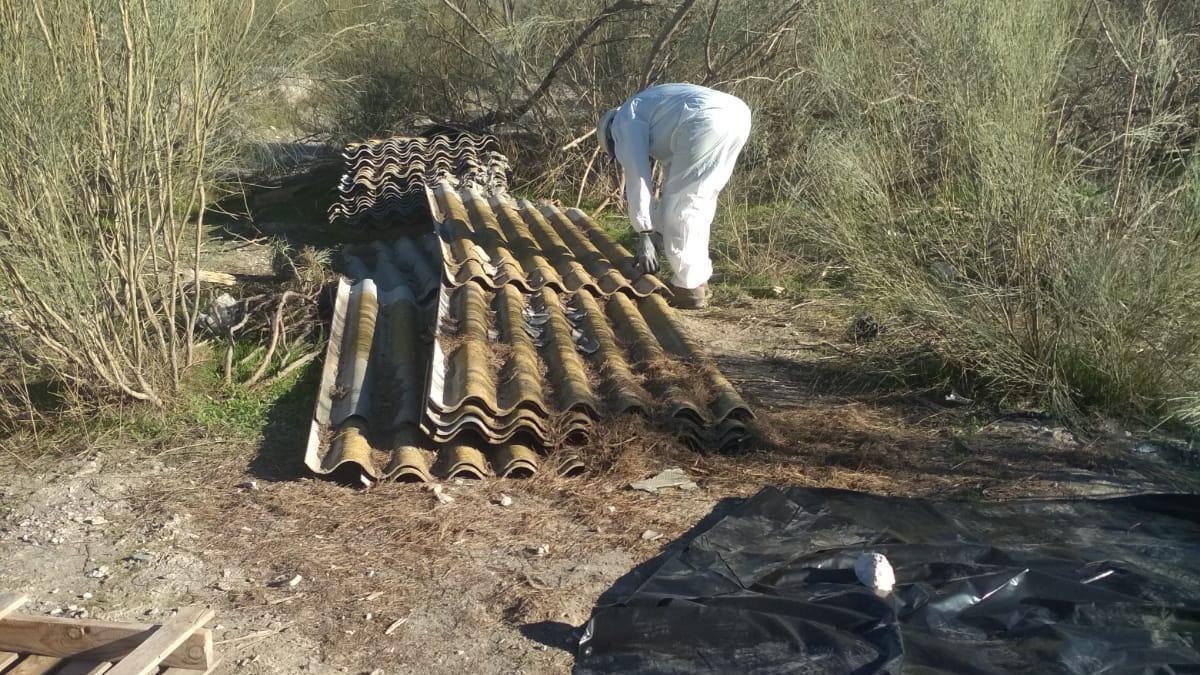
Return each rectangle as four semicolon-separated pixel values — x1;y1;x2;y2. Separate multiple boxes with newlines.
306;277;351;475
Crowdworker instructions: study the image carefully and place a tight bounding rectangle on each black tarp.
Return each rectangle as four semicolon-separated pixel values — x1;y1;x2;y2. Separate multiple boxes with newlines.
577;487;1200;674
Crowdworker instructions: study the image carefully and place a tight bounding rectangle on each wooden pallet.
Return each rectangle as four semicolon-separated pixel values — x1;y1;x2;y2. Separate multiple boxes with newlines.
0;593;216;675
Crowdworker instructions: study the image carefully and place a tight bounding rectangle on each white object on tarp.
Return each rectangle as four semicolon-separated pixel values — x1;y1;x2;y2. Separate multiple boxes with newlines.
854;552;896;592
604;83;752;290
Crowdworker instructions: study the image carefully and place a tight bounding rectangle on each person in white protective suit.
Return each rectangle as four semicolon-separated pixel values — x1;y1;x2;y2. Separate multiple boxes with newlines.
597;83;751;308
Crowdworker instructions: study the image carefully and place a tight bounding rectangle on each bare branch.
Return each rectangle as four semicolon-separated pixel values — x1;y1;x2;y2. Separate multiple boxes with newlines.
641;0;699;88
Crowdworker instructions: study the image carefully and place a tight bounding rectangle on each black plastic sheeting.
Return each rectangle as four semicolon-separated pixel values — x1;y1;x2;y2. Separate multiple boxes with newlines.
577;487;1200;674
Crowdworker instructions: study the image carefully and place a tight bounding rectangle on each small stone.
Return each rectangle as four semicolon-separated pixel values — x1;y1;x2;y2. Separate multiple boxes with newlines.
267;574;302;588
84;516;107;526
367;569;376;578
430;484;454;504
49;608;63;616
495;494;513;507
80;592;93;600
527;544;550;557
87;565;110;579
365;612;373;621
641;530;663;542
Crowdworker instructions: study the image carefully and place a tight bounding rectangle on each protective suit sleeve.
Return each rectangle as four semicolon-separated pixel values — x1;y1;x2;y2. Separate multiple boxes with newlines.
611;114;654;233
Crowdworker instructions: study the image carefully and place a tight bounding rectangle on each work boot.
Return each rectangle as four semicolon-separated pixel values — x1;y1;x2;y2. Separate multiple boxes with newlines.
669;283;708;310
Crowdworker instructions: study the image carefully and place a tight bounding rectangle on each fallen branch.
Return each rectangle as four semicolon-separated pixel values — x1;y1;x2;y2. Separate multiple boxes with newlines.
259;349;320;388
245;291;297;387
178;269;237;287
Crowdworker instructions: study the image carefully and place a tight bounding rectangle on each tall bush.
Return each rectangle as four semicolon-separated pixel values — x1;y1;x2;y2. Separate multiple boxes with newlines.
0;0;304;406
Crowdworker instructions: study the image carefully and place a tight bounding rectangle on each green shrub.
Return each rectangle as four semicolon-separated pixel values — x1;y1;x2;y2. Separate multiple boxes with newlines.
0;0;314;408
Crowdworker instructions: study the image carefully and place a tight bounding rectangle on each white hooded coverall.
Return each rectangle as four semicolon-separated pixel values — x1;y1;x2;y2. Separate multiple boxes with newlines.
608;83;752;289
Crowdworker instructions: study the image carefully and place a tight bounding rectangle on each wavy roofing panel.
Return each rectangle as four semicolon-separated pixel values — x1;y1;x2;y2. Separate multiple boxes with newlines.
432;183;666;298
329;134;510;228
304;238;588;483
421;276;752;450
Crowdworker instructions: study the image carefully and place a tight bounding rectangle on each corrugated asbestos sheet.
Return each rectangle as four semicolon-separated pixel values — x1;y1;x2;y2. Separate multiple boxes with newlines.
306;134;753;484
328;134;510;228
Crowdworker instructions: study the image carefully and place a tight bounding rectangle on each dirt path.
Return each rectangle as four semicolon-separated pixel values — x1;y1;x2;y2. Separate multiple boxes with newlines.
1;296;1195;674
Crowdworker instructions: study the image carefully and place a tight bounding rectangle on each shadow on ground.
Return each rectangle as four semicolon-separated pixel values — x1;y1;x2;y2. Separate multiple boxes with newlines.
247;361;323;482
520;497;745;655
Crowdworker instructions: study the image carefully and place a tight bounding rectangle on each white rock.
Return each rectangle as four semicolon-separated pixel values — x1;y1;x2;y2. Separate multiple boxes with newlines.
641;530;663;542
854;552;896;592
430;484;454;504
495;494;513;507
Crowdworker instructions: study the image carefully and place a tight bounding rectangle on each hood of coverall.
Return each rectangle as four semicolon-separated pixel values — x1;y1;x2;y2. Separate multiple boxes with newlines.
597;108;618;157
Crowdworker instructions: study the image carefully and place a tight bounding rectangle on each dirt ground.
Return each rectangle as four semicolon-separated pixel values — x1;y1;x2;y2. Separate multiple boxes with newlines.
2;286;1198;674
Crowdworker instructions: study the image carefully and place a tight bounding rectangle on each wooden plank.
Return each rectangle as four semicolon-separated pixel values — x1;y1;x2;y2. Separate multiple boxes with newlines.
6;654;65;674
0;615;212;670
0;595;28;621
159;660;219;675
105;607;214;675
0;651;20;669
56;661;113;675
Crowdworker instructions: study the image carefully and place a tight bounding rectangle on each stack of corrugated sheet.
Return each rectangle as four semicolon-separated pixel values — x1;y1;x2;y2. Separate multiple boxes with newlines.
306;134;753;484
425;183;752;453
327;134;510;229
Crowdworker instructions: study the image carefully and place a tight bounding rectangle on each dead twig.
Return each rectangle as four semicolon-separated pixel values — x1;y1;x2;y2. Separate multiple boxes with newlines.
575;145;604;208
259;349;320;388
641;0;699;88
561;128;596;152
471;0;655;128
245;291;298;386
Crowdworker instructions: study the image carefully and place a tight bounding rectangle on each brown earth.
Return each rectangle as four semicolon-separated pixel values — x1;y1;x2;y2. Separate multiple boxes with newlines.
2;279;1197;674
